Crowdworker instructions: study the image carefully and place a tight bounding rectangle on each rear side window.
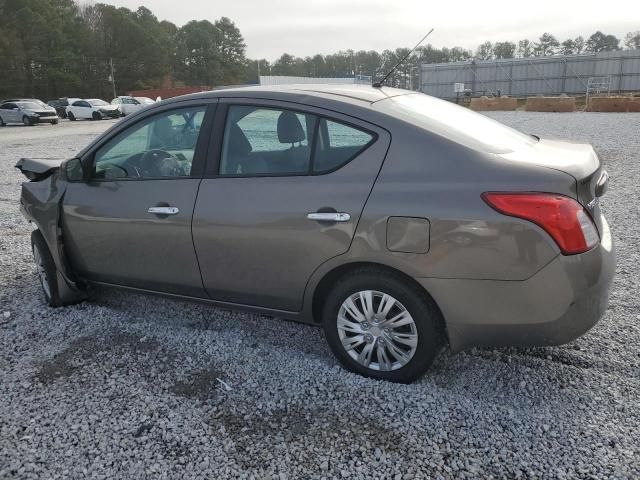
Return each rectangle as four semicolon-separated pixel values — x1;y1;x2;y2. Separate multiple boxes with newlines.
220;106;317;176
313;119;374;173
220;105;374;177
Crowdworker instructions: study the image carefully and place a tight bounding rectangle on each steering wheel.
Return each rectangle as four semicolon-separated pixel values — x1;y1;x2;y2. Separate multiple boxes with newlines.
101;163;130;179
140;149;182;177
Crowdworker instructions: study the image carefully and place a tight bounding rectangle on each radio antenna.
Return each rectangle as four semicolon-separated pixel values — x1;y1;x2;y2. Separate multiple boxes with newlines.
372;28;434;88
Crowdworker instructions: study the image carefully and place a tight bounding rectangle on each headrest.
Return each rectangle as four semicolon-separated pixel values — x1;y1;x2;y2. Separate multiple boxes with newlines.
277;111;306;144
227;123;252;156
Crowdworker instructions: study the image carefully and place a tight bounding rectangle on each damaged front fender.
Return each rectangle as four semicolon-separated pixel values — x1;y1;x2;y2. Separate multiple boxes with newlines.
17;158;87;304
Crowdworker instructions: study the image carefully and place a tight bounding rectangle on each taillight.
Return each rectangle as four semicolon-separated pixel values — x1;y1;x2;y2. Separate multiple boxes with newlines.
482;192;599;255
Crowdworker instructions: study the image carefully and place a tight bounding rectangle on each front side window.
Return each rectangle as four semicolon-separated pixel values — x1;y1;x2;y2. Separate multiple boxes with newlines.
220;106;316;176
93;106;206;180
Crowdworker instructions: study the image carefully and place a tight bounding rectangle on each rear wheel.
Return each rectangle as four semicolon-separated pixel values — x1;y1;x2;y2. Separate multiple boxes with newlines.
23;116;33;127
31;230;63;307
0;115;5;127
322;269;444;383
67;111;76;121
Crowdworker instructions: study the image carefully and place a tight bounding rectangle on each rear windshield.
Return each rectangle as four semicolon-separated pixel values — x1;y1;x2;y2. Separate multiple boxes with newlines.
88;99;108;106
378;93;535;153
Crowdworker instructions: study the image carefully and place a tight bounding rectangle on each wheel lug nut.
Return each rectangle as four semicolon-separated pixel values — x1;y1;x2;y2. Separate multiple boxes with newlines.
362;323;369;330
365;334;374;344
384;328;390;333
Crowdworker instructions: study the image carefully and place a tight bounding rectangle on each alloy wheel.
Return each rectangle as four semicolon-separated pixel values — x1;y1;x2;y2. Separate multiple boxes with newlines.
337;290;418;371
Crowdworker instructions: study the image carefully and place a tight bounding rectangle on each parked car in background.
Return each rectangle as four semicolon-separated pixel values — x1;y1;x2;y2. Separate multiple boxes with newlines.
0;100;58;126
66;99;120;121
111;96;154;116
16;85;614;383
2;98;48;108
47;98;80;118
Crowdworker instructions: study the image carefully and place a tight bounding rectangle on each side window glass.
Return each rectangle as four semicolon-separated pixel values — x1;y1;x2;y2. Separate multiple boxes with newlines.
93;106;206;180
313;119;374;173
220;106;316;176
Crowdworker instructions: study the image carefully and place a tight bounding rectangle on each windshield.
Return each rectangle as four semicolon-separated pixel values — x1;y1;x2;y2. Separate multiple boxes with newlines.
135;97;154;104
88;99;109;106
378;93;536;153
15;102;43;110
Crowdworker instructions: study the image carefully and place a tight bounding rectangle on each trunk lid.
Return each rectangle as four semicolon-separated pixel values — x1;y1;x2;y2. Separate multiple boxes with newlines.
498;138;608;234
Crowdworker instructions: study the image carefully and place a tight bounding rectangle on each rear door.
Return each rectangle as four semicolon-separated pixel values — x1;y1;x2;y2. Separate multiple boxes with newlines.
192;99;390;311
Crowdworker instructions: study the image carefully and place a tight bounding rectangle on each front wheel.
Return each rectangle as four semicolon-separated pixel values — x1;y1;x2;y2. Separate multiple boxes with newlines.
322;269;444;383
31;230;63;307
51;119;58;125
0;115;5;127
92;111;101;120
23;116;33;126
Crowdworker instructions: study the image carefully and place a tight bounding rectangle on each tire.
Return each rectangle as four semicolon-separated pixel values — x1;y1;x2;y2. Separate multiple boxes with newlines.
23;116;33;127
0;115;5;127
51;119;58;125
67;112;76;121
92;111;101;120
31;230;63;307
322;268;444;383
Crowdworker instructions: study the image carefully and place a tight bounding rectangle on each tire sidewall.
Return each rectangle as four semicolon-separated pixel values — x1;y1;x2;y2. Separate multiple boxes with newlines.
23;116;32;127
31;231;61;307
322;271;442;383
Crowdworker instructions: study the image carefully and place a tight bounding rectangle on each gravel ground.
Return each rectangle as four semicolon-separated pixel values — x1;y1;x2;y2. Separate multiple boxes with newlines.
1;113;639;479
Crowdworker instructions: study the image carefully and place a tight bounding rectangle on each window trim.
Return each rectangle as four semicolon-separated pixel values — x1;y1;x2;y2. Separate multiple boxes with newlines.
210;102;378;179
79;103;216;183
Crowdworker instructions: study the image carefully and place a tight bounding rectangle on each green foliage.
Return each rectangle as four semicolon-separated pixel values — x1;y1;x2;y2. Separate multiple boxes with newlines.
0;0;246;100
585;31;621;53
0;0;637;100
623;31;640;50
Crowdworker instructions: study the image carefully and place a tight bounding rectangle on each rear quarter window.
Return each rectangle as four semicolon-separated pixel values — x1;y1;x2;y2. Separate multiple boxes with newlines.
313;119;374;173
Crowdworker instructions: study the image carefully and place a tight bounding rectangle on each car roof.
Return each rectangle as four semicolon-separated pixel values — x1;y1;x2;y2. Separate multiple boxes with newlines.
167;84;413;106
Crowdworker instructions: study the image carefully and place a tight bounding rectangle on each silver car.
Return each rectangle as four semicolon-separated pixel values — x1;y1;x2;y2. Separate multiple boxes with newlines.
0;100;59;126
16;85;615;383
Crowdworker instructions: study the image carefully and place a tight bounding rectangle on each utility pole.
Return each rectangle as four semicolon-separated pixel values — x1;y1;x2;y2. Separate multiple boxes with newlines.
257;60;261;84
109;58;117;99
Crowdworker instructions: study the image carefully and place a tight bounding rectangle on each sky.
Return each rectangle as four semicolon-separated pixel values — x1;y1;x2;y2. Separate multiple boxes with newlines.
104;0;638;60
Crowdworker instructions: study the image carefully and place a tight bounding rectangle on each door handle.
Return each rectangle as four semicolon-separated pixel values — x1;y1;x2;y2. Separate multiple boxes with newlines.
307;212;351;222
147;206;179;215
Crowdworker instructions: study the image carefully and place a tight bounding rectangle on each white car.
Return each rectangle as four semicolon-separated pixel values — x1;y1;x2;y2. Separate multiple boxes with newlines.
66;99;121;121
111;96;155;116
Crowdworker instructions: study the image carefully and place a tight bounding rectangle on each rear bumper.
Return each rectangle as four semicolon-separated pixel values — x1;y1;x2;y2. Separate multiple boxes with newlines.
418;213;615;352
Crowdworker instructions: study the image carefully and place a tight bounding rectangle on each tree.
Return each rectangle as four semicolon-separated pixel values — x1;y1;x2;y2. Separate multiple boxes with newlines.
585;31;620;52
535;33;560;56
574;36;585;54
475;41;493;60
517;39;534;57
624;31;640;50
493;41;516;59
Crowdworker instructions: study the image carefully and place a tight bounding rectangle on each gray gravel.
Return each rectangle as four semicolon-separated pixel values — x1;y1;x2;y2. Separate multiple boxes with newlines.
1;113;639;479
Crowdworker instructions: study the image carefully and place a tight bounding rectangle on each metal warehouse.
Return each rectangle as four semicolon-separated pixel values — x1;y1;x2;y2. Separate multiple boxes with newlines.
420;49;640;99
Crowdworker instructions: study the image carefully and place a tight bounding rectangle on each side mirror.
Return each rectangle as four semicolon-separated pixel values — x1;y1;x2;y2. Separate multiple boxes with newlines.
64;157;84;182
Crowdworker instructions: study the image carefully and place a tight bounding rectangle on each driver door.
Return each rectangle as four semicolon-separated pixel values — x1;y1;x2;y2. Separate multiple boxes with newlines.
62;103;215;297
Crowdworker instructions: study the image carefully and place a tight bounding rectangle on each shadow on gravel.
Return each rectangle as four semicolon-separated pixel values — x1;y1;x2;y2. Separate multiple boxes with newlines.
35;332;174;385
211;405;412;471
170;366;223;401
